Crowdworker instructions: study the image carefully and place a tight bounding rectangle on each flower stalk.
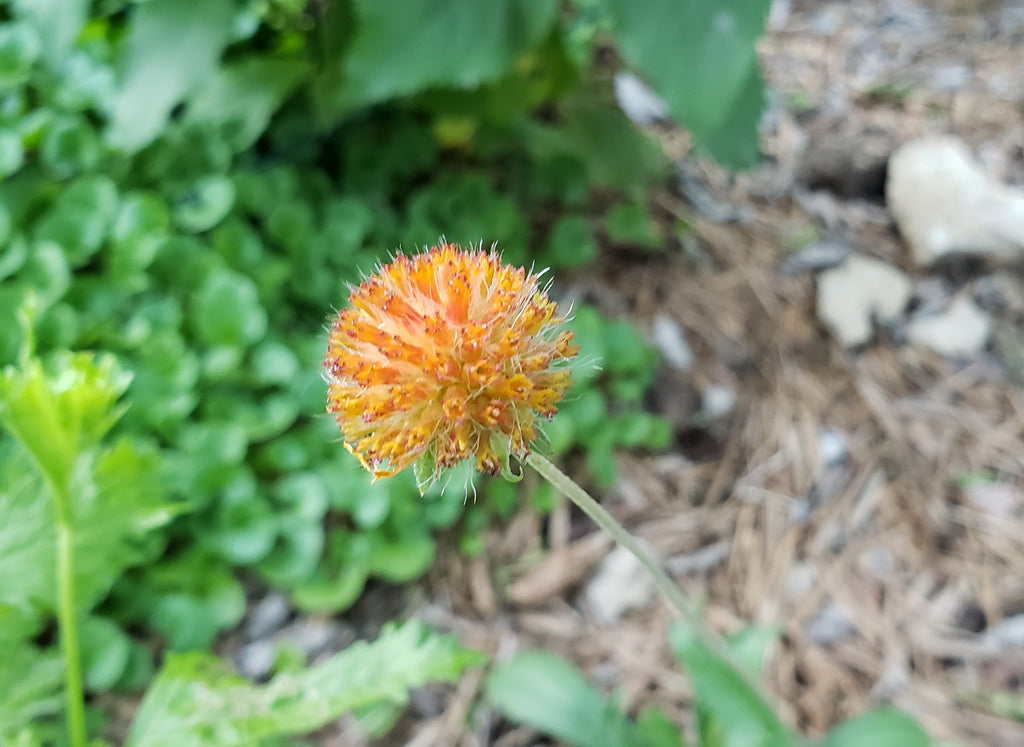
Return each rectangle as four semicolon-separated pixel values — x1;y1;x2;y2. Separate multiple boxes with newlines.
525;452;697;622
57;514;87;747
48;474;86;747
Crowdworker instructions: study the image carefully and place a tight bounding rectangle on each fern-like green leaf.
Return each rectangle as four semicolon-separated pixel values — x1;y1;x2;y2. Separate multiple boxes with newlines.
127;620;485;746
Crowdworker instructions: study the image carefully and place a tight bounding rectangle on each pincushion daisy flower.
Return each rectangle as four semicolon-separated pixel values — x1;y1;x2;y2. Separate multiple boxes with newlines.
323;242;766;703
324;243;578;489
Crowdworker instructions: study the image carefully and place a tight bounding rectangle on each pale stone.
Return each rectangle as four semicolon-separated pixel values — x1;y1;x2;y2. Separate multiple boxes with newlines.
614;72;668;126
906;295;992;357
650;312;694;370
816;255;913;346
584;545;658;625
887;136;1024;265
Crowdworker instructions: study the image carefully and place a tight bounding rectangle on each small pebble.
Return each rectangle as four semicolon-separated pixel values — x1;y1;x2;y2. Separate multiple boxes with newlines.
650;313;694;371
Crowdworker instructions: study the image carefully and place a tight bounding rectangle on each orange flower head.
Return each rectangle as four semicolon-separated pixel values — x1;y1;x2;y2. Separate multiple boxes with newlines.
324;243;579;488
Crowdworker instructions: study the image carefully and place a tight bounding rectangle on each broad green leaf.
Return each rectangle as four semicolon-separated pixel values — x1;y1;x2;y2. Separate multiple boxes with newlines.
204;468;278;565
107;0;234;152
38;114;100;178
108;550;245;652
336;0;559;110
257;516;324;587
366;532;435;582
0;129;25;178
600;0;771;168
517;99;664;189
12;0;87;67
127;620;486;746
820;708;930;747
33;174;119;268
189;268;268;348
186;56;310;151
485;651;635;747
80;615;132;691
110;191;170;274
174;175;236;234
669;624;791;747
291;529;371;613
0;23;41;90
724;626;780;680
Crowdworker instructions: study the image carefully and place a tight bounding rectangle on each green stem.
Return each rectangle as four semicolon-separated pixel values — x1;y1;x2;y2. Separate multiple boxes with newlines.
56;514;86;747
525;452;698;624
525;452;763;692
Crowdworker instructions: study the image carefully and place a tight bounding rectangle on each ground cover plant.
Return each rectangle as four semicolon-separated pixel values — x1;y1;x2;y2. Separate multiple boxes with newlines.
0;0;939;744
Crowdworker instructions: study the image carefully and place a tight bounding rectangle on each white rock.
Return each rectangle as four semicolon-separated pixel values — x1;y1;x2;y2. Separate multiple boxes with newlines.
245;593;290;640
887;136;1024;265
906;294;992;357
701;385;736;420
817;427;847;467
235;640;275;680
650;312;694;370
816;255;913;346
614;72;668;126
987;614;1024;649
584;544;658;625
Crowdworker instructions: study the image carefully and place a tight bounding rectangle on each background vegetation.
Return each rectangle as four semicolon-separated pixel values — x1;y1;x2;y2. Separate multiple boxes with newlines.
0;0;928;744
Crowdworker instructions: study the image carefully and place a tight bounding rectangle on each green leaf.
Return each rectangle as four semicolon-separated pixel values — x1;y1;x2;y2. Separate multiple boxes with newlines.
668;624;791;747
80;615;132;691
186;56;310;151
601;0;771;168
291;531;370;613
109;191;170;274
189;268;268;348
33;174;119;267
0;349;129;498
107;0;235;152
724;626;780;680
11;0;88;67
174;175;236;234
336;0;559;109
204;470;278;566
39;114;100;178
19;241;70;308
0;641;63;739
249;340;299;387
257;517;323;587
0;352;175;624
820;709;930;747
606;201;661;248
144;562;245;652
0;129;25;178
366;532;435;583
485;651;635;747
127;620;485;746
0;23;41;90
545;215;597;267
636;706;685;747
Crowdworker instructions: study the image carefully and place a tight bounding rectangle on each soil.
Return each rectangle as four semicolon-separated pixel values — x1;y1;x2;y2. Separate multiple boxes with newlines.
257;1;1024;744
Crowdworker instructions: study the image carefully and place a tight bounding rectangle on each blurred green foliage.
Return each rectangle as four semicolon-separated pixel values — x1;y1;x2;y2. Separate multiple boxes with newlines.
487;625;932;747
0;0;773;740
